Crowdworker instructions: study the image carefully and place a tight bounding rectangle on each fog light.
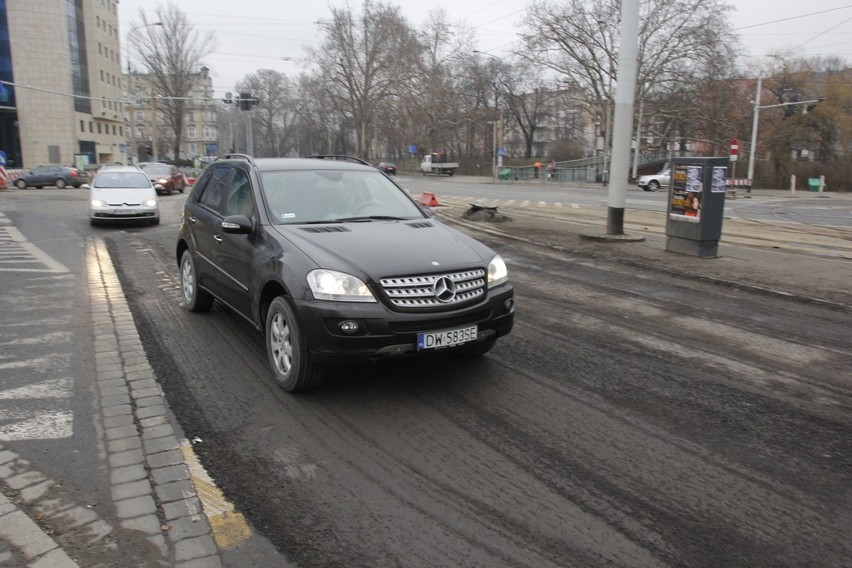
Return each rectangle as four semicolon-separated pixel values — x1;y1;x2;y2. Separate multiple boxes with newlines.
504;298;514;312
338;320;361;334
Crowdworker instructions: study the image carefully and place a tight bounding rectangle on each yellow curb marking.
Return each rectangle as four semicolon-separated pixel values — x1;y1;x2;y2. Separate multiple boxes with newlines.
180;441;252;549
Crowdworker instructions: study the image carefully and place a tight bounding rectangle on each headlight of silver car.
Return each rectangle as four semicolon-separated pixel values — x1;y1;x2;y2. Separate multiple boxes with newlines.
91;198;105;207
307;269;376;302
144;197;158;207
487;255;508;288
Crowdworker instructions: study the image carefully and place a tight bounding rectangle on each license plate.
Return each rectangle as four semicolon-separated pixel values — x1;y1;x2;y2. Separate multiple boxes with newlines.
417;325;477;351
112;209;134;215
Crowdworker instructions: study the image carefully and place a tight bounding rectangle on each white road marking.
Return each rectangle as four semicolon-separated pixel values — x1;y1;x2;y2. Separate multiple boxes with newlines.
0;215;69;273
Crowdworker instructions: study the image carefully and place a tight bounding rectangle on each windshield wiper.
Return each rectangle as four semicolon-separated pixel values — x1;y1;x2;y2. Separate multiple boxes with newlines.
333;215;407;222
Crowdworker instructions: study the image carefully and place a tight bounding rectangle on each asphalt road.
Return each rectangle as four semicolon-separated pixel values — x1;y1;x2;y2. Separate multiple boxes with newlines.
3;185;851;567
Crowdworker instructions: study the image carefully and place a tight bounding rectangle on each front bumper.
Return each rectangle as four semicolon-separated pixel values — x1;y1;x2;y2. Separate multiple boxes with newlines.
90;206;159;222
294;284;515;363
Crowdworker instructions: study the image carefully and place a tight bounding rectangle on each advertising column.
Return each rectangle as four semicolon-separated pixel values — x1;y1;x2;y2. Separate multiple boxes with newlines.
665;157;729;258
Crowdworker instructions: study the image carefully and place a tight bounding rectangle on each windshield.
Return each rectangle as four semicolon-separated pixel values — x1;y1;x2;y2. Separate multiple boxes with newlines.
140;164;171;177
260;170;425;224
93;172;152;189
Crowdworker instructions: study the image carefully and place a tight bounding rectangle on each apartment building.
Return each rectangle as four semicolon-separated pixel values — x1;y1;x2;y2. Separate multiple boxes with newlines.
2;0;126;169
124;66;219;164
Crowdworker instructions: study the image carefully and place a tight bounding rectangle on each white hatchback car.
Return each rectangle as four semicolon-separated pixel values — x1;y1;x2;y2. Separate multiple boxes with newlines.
89;166;160;226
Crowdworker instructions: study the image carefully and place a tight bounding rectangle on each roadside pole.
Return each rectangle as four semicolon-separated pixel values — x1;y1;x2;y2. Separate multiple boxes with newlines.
604;0;640;236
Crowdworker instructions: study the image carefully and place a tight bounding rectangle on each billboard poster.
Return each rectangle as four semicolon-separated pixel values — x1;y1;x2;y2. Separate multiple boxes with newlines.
670;165;702;221
712;166;728;193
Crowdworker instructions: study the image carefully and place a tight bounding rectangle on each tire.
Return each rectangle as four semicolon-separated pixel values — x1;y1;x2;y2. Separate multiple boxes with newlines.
454;338;496;358
180;250;213;312
55;178;66;189
15;179;26;189
648;180;660;192
266;296;323;392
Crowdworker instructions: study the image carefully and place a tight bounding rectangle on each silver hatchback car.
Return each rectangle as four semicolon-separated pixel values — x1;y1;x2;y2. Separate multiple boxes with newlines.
88;166;160;226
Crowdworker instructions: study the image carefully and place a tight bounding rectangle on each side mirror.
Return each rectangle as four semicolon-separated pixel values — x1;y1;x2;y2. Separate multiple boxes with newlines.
221;214;253;234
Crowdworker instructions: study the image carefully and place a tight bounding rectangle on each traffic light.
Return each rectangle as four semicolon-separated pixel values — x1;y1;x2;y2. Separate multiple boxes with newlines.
239;92;251;111
223;92;232;104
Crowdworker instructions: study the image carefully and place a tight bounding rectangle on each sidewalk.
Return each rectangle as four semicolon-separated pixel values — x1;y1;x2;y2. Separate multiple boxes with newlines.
432;192;852;310
0;236;223;567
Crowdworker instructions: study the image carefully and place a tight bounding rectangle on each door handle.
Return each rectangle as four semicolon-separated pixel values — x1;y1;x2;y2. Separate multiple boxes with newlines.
213;234;223;243
188;216;197;224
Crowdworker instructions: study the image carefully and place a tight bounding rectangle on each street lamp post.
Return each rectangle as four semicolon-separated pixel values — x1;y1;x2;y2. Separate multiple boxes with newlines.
474;50;502;182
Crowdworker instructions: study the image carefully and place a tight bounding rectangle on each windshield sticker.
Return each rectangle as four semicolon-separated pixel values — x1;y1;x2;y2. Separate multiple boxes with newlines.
282;213;296;219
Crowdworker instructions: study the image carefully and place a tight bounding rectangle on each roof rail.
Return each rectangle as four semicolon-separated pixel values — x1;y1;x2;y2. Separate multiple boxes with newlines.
215;154;254;164
306;154;372;167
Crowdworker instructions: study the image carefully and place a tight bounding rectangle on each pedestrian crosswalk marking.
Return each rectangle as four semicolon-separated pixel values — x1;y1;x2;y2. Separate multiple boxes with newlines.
0;378;73;400
0;213;69;273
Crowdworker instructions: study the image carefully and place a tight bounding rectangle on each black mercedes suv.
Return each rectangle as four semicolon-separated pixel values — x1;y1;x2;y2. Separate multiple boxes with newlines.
176;155;514;392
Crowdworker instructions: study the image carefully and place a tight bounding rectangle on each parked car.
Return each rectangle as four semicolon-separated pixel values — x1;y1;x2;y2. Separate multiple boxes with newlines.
636;168;671;192
377;162;397;175
88;166;159;226
176;154;515;392
15;164;88;189
137;162;187;195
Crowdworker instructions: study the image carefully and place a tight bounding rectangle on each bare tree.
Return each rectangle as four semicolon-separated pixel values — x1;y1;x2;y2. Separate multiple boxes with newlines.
292;73;347;155
309;0;422;160
236;70;297;157
496;60;565;159
519;0;738;158
129;3;215;160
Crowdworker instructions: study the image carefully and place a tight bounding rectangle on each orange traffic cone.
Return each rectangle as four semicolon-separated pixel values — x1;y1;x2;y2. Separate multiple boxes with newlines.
418;192;440;207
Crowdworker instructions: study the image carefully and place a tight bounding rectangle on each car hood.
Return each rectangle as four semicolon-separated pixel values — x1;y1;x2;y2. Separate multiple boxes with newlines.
91;187;156;205
272;219;493;279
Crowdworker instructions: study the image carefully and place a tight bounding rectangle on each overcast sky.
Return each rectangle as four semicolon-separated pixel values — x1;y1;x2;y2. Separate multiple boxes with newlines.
117;0;852;96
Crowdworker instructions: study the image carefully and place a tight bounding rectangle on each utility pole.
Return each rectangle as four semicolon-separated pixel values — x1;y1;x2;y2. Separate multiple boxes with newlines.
474;51;502;182
631;98;644;180
603;0;640;236
746;76;762;192
747;76;823;195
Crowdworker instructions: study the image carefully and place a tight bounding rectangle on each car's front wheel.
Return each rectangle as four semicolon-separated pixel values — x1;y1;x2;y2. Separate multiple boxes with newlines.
648;180;660;192
15;179;26;189
180;250;213;312
266;296;323;392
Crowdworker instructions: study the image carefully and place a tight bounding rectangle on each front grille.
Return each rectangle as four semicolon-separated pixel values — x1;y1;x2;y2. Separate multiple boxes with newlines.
380;268;486;309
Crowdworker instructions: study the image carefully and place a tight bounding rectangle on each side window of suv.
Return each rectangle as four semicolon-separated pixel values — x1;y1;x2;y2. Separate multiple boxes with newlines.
222;169;254;218
197;165;231;215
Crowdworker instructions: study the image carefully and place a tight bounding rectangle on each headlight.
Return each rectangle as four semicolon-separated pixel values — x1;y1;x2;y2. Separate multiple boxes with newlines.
144;197;158;207
157;178;168;184
487;255;508;288
91;198;105;207
307;269;376;302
